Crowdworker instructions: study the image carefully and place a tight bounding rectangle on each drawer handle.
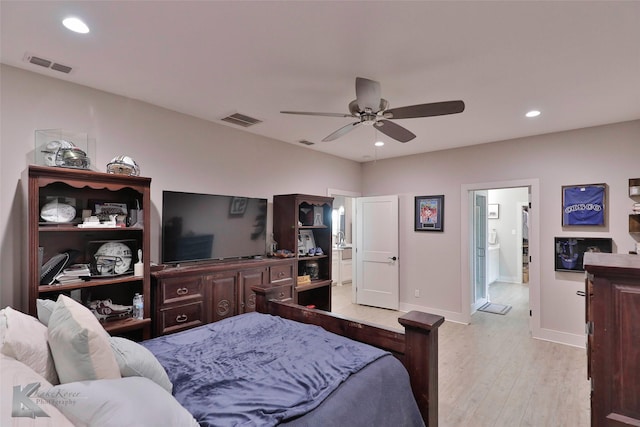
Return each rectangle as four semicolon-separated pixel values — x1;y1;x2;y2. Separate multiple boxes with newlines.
176;314;188;323
278;292;285;299
278;271;285;278
176;288;189;296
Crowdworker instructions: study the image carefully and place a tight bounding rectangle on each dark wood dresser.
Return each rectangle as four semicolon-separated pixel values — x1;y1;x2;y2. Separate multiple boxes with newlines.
584;253;640;426
151;258;295;337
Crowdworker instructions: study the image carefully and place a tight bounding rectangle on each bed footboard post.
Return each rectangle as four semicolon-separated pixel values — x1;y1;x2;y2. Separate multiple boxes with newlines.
398;311;445;427
254;285;268;313
253;285;288;314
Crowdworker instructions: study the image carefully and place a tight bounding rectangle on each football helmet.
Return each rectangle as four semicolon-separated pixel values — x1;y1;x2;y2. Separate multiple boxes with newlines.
106;155;140;176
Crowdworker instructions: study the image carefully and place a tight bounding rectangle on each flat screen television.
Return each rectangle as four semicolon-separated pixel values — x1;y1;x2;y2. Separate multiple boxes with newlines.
554;237;613;272
162;191;267;264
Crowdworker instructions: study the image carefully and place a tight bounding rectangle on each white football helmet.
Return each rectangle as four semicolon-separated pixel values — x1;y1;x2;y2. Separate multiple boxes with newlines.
106;155;140;176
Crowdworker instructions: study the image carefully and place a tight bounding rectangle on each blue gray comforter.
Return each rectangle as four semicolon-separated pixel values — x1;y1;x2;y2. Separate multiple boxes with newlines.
142;312;388;426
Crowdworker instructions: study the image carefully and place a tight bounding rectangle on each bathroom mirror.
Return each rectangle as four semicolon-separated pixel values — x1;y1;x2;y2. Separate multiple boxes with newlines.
328;189;359;247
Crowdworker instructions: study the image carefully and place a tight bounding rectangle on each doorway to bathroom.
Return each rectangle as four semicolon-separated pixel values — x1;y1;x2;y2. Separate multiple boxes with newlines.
465;181;536;334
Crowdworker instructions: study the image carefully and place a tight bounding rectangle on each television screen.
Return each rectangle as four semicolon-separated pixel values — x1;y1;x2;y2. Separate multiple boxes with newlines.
162;191;267;264
554;237;612;272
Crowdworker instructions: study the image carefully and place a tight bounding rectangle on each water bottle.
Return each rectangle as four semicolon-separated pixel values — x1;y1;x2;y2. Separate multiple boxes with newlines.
133;293;143;320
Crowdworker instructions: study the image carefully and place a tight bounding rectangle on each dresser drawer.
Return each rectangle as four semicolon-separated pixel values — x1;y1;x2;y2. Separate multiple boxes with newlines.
159;276;204;305
269;284;293;301
159;301;204;335
270;263;294;283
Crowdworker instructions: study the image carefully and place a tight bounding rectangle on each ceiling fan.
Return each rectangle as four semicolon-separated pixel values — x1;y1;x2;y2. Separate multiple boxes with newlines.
281;77;465;143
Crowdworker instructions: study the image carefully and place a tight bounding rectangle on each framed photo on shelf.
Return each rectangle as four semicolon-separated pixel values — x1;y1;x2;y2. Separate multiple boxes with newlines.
90;201;128;222
561;183;606;226
92;201;128;216
313;206;324;226
415;195;444;232
488;204;500;219
298;230;316;256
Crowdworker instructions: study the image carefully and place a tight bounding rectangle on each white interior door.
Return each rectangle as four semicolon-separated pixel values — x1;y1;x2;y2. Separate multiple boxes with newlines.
355;195;399;310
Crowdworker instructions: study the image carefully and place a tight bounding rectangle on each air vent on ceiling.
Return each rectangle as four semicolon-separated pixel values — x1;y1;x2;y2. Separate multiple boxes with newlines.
220;113;262;127
23;53;73;74
298;140;315;146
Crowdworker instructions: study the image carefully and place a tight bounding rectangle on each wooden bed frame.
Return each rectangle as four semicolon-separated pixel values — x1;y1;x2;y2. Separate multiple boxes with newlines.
254;286;445;427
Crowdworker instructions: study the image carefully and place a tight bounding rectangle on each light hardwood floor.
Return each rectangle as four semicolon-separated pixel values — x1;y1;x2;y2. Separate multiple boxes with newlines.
331;282;590;427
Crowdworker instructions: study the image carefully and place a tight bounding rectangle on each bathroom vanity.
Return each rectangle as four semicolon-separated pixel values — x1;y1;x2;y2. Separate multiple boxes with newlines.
488;244;500;284
332;246;353;285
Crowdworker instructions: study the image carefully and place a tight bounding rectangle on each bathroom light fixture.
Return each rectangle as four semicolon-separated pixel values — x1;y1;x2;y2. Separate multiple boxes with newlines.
62;17;90;34
374;141;384;147
525;110;541;118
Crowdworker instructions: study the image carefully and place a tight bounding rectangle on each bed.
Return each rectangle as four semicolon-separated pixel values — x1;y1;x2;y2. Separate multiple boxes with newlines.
142;285;443;426
0;288;443;426
252;286;444;426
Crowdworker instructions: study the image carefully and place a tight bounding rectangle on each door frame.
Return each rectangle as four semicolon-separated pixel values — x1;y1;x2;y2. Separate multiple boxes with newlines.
460;179;539;336
472;190;489;311
327;188;361;303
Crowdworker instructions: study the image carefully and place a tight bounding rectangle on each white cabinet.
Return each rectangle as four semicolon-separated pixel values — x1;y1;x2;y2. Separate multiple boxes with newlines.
332;250;340;284
488;245;500;284
332;247;353;285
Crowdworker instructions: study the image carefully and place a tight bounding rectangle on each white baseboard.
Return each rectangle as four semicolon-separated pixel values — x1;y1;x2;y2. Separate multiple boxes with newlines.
533;327;586;349
399;301;469;324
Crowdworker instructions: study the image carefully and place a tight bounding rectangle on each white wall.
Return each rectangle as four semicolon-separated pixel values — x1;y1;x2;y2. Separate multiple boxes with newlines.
361;120;640;346
0;65;362;309
3;64;639;348
488;187;529;283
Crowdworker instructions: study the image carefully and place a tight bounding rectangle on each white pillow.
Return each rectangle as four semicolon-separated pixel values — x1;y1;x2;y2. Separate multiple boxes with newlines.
110;336;173;393
36;298;57;326
0;308;7;347
47;295;120;384
0;354;74;427
0;307;59;385
46;377;199;427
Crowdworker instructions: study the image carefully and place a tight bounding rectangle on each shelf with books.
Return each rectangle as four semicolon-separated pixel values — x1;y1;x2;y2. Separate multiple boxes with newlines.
24;165;152;340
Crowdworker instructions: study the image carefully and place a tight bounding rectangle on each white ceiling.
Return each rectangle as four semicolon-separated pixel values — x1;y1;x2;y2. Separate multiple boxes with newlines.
2;1;639;162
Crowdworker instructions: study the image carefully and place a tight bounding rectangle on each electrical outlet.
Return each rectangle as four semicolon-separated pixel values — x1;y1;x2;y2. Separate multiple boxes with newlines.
414;289;420;298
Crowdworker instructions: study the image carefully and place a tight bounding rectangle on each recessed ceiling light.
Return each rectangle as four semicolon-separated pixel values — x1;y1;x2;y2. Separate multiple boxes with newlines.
62;17;90;34
525;110;541;118
374;141;384;147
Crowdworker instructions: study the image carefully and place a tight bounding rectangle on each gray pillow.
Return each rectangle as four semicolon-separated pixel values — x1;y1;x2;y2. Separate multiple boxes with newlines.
46;377;199;427
47;295;120;383
110;336;173;393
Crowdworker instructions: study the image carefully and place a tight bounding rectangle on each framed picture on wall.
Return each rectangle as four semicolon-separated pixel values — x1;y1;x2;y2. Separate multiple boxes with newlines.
488;203;500;219
561;183;606;226
415;195;444;232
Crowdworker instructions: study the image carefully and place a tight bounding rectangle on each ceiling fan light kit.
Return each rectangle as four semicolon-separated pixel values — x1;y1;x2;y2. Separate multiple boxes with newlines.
281;77;465;143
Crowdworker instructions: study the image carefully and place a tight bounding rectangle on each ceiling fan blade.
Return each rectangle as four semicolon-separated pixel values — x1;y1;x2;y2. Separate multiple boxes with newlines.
322;122;361;142
355;77;381;112
375;120;416;143
280;111;353;118
385;100;465;119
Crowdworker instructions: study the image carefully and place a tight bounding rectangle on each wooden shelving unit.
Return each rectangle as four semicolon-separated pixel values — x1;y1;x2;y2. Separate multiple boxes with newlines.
630;178;640;237
23;165;152;340
273;194;333;311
